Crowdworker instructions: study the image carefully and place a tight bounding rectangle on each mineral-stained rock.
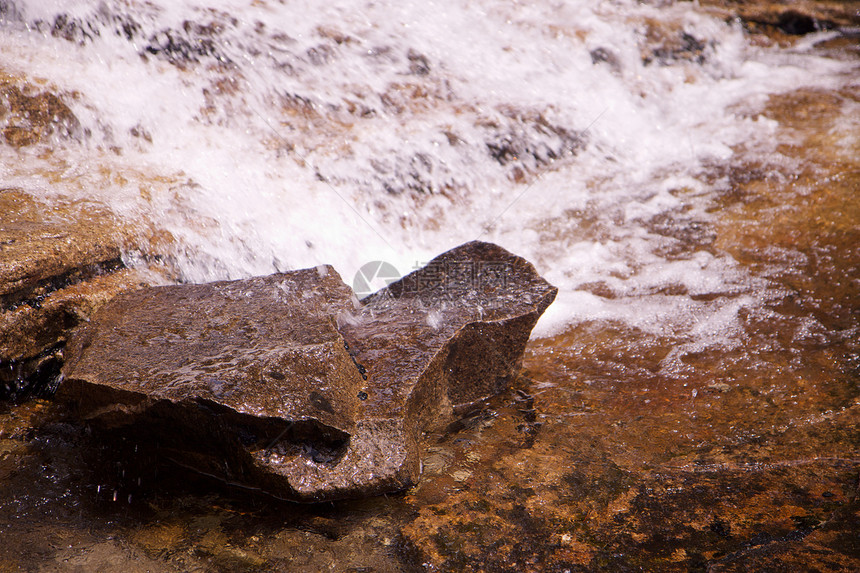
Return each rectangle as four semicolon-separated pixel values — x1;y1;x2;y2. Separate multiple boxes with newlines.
0;188;163;400
59;241;557;502
61;269;373;501
0;189;123;312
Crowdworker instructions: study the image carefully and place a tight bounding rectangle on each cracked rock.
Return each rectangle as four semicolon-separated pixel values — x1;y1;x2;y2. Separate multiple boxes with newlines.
59;241;557;501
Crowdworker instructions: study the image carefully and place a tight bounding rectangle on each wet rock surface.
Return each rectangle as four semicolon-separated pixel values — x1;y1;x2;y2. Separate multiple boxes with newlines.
59;241;557;502
0;78;83;147
0;188;163;401
0;2;858;571
699;0;860;42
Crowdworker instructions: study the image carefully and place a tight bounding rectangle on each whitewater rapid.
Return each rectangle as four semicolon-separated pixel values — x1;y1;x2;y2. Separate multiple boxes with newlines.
0;0;852;349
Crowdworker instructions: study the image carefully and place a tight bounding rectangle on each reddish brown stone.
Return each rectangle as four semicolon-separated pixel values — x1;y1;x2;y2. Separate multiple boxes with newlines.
59;241;557;501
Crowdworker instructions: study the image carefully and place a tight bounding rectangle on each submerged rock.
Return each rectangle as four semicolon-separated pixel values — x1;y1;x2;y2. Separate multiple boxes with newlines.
697;0;858;40
59;241;557;502
0;81;83;147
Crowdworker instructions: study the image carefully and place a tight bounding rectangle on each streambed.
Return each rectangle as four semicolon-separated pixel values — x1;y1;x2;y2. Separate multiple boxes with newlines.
1;1;858;570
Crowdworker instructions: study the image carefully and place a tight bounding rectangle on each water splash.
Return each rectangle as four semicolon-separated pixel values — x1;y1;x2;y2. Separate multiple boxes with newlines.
0;0;853;348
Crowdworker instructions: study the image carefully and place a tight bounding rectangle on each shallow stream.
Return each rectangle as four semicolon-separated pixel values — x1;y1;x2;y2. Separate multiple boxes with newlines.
1;0;858;570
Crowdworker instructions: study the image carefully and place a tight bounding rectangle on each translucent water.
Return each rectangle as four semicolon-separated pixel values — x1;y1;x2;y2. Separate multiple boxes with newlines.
0;0;852;346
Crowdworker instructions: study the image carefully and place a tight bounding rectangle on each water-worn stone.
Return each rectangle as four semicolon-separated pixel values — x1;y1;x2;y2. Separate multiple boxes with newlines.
59;241;557;502
0;189;124;314
0;188;162;400
341;240;559;440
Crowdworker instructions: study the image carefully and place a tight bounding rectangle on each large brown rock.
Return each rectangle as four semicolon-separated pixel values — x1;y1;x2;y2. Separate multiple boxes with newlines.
59;241;557;502
341;240;560;445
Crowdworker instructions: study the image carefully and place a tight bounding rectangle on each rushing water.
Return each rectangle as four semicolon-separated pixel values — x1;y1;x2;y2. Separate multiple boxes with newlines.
1;0;858;570
0;0;852;338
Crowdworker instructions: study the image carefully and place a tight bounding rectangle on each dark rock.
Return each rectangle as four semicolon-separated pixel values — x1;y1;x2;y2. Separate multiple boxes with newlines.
777;10;823;35
349;240;558;419
642;28;708;66
589;47;621;72
59;241;557;502
60;268;371;502
407;49;431;76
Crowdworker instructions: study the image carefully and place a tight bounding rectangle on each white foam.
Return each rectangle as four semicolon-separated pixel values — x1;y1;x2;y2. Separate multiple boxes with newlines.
0;0;853;352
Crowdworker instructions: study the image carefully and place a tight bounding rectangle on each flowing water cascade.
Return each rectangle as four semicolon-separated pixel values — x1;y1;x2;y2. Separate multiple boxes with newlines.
0;0;858;570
